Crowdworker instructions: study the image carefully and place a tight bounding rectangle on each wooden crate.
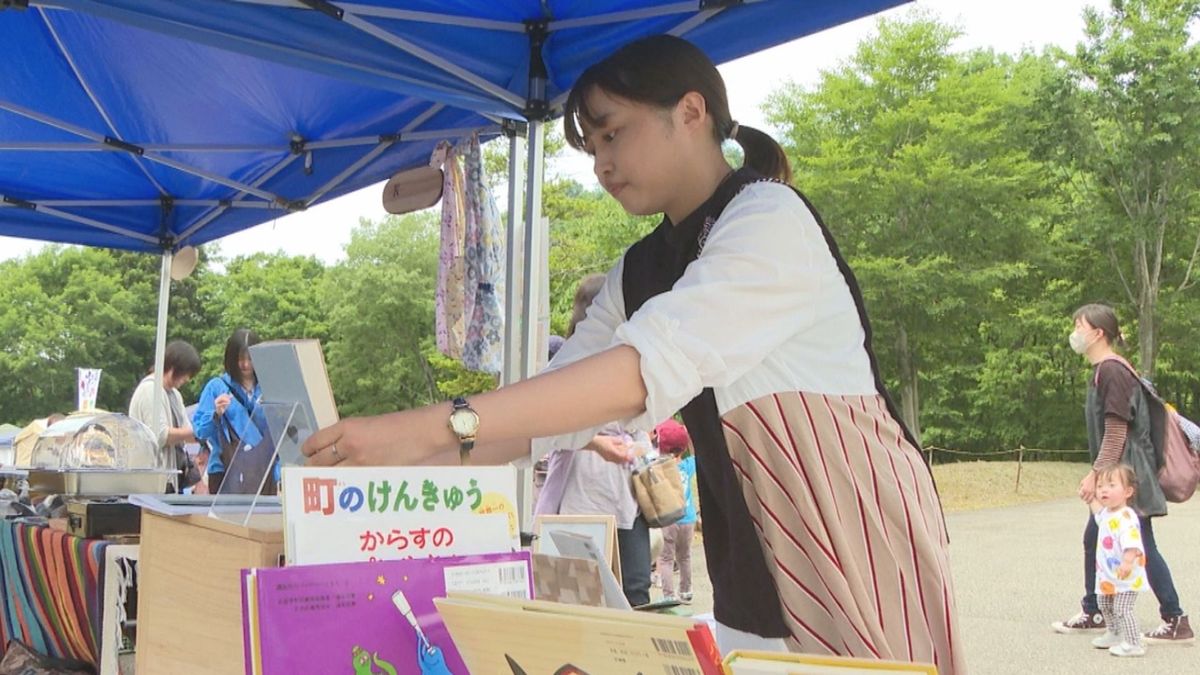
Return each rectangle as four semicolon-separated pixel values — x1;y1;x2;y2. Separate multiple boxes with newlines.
135;511;283;675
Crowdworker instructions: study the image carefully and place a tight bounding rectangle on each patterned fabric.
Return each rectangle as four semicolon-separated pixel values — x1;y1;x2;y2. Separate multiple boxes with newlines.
1099;592;1142;647
1173;410;1200;451
721;392;962;673
0;521;108;666
1094;506;1148;595
434;140;467;359
460;133;506;374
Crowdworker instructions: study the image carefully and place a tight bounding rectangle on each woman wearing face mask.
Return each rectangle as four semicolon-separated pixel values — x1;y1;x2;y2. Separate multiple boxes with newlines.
1051;304;1193;644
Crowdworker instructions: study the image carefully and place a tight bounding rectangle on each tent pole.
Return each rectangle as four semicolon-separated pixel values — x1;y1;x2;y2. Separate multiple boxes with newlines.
514;120;546;532
152;249;173;490
520;120;546;381
501;131;525;388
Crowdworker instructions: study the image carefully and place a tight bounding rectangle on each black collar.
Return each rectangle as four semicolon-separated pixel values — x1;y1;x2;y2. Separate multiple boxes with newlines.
661;167;763;249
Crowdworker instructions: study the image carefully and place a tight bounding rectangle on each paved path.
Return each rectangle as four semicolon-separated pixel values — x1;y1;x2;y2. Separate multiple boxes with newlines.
671;497;1199;673
951;497;1199;674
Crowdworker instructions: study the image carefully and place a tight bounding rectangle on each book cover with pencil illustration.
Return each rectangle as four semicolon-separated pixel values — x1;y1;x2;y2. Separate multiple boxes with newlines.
242;552;531;675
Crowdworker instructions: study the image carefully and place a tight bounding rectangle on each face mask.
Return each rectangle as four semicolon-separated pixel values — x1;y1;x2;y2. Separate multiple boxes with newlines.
1069;329;1098;354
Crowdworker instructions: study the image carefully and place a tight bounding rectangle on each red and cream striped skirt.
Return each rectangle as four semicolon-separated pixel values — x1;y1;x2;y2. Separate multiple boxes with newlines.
721;391;965;674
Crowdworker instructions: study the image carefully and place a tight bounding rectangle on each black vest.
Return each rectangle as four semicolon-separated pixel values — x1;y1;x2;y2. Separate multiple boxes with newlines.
620;168;922;636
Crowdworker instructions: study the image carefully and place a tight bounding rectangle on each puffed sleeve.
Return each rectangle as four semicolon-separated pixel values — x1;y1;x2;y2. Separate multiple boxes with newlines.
612;183;830;431
530;259;627;461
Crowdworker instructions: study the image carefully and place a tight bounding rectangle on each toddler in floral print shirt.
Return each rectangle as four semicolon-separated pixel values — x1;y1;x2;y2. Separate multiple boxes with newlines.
1088;464;1149;657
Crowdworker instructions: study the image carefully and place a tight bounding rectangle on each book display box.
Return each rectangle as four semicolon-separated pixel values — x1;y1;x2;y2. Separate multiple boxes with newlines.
136;340;322;674
135;512;284;675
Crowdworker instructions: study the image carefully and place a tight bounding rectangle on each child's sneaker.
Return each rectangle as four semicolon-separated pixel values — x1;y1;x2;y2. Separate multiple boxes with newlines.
1091;632;1122;649
1143;614;1195;644
1051;611;1105;633
1108;642;1146;657
679;592;693;604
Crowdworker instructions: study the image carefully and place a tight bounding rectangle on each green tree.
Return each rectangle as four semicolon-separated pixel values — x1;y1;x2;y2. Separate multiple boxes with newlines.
0;246;216;422
1043;0;1200;377
544;179;657;335
767;14;1057;445
192;251;330;388
321;214;494;417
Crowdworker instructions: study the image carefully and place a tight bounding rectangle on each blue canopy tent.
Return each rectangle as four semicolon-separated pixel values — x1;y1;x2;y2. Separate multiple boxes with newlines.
1;0;907;485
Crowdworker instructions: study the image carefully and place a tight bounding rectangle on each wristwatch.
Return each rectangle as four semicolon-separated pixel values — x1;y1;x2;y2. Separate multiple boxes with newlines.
447;396;480;465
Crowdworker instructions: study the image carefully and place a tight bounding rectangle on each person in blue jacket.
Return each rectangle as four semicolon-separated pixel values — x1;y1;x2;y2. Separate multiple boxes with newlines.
192;329;263;493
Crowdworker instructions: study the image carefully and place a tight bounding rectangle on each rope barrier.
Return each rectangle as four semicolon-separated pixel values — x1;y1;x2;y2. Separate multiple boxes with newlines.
920;445;1090;493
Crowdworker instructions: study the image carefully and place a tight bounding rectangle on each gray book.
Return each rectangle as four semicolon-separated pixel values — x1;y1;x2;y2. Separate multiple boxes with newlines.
248;340;339;437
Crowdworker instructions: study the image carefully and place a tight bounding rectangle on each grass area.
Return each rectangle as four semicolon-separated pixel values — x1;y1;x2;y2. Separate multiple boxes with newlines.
931;460;1089;512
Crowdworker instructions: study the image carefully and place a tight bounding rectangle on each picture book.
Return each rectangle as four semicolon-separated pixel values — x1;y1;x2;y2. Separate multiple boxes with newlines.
248;339;338;428
281;465;520;564
435;592;722;675
242;552;532;675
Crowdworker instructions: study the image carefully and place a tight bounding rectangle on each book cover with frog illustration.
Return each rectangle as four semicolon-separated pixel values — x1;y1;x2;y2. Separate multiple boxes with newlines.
242;552;532;675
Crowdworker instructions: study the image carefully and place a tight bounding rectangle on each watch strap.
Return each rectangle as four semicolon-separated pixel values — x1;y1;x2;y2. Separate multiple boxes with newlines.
450;397;476;465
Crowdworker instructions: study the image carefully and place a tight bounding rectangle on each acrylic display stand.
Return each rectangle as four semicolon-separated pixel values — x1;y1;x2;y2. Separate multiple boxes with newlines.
208;401;311;526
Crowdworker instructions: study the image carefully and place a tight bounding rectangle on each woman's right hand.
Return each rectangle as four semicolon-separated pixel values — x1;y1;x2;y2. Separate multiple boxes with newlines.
214;393;232;417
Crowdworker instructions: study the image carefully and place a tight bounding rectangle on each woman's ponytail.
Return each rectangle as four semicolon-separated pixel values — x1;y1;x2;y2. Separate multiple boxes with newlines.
731;123;792;184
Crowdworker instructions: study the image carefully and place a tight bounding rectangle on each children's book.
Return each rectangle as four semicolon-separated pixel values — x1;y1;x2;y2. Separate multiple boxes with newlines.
281;465;520;564
248;339;338;426
722;650;937;674
242;552;532;675
530;553;605;608
547;530;628;610
434;592;723;675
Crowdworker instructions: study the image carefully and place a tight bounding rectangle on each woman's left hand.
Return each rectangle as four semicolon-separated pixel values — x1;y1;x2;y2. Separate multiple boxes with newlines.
1078;470;1097;502
302;413;431;467
587;435;633;463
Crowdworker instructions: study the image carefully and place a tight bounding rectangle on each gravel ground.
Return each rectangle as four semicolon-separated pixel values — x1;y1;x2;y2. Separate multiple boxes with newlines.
649;497;1199;673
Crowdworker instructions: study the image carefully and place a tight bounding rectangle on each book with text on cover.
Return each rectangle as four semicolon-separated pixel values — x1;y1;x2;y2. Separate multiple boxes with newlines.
281;465;520;565
242;552;532;675
435;592;722;675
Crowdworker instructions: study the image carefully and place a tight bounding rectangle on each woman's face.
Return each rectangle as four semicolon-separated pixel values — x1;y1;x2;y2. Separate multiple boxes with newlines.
238;350;255;380
1075;317;1099;343
163;369;192;390
582;87;682;217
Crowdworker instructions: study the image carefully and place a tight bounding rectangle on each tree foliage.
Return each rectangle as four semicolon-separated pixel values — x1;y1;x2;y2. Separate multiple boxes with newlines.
3;4;1199;459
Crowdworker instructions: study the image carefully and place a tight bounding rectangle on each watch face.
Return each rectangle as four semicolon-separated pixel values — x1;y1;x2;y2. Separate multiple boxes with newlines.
450;409;479;436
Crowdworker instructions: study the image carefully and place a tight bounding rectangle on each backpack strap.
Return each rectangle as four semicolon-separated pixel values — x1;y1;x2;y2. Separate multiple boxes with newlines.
223;376;255;413
1095;355;1163;403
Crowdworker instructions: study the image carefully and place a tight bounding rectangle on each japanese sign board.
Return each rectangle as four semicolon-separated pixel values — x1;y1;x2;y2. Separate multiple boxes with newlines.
281;466;520;565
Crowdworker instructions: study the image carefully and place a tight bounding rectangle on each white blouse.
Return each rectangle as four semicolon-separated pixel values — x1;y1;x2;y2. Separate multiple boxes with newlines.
532;182;876;460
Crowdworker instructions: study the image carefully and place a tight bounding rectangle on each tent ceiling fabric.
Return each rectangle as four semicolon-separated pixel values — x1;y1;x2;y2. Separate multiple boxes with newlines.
0;0;908;253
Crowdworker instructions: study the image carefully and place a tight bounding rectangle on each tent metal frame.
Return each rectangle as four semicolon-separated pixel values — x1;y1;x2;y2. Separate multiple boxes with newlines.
0;0;889;518
1;0;733;510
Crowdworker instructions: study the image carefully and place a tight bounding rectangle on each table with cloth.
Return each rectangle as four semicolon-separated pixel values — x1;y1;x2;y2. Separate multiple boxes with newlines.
0;520;108;668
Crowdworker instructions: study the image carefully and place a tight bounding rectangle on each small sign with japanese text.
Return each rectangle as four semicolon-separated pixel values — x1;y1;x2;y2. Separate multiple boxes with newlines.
282;466;520;565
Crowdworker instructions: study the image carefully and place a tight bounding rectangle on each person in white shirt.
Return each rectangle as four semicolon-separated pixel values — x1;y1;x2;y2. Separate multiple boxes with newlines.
128;340;200;491
302;34;962;672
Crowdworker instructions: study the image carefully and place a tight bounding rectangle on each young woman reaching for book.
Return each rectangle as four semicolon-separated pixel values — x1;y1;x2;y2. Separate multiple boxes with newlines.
303;34;963;672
